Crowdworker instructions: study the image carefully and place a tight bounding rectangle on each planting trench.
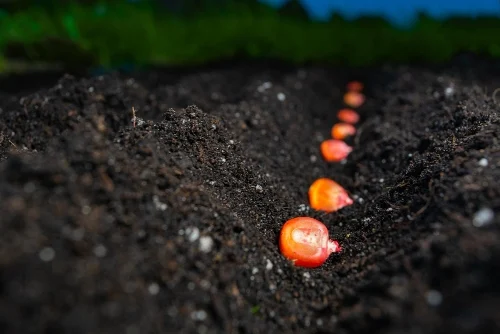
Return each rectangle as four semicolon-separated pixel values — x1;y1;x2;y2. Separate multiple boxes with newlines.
0;57;499;334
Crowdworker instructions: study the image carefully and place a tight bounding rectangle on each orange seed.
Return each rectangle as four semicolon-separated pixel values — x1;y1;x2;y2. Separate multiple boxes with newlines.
331;123;356;140
279;217;341;268
346;81;363;92
343;91;365;108
337;108;360;124
320;139;352;162
309;178;353;213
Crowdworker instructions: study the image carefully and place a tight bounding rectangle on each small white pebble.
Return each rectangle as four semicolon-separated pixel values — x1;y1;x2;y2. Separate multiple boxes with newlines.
255;185;263;192
426;290;443;306
191;310;207;321
252;267;259;275
199;236;214;253
153;195;168;211
39;247;55;262
444;86;454;97
473;208;495;228
148;282;160;295
408;153;413;158
298;204;308;213
379;178;385;183
310;155;317;163
93;244;107;257
257;82;272;92
88;87;94;93
186;227;200;242
277;93;286;101
220;157;226;163
478;158;488;167
229;140;234;145
211;124;217;130
265;259;273;271
358;197;365;204
303;272;311;279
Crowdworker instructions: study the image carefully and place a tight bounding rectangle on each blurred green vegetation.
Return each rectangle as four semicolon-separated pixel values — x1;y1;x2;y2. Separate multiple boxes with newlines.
0;0;499;72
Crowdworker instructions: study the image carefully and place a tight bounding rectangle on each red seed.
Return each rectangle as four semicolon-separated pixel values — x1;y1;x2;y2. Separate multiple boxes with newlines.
337;108;360;124
343;91;365;108
279;217;341;268
320;139;353;162
309;178;353;212
331;123;356;140
346;81;363;92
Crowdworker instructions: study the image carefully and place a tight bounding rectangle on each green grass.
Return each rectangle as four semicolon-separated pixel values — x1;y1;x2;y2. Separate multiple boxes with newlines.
0;1;500;73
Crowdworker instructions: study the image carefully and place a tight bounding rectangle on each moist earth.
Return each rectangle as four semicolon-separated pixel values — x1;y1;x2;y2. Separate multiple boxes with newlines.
0;56;499;334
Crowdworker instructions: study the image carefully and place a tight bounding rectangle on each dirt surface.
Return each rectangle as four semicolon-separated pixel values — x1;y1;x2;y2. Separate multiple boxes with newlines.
0;56;499;334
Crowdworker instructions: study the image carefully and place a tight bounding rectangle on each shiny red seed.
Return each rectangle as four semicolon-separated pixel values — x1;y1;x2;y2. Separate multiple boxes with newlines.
337;108;360;124
279;217;341;268
331;123;356;140
320;139;353;162
309;178;353;213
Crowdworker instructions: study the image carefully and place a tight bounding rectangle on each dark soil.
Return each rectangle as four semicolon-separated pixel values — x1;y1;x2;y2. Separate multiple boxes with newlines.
0;56;499;334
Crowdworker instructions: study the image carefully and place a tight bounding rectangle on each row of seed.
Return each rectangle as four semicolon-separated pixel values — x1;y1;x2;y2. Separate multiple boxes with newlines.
279;81;366;268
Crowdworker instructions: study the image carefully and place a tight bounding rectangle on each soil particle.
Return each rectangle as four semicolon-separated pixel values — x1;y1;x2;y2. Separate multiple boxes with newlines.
0;56;499;333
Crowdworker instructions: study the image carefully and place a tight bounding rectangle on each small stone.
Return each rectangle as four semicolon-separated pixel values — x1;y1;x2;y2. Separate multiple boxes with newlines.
81;205;91;215
255;185;263;192
297;204;308;212
191;310;207;321
252;267;259;275
199;236;214;253
39;247;55;262
473;207;494;227
186;227;200;242
265;259;273;270
444;86;454;97
148;282;160;295
93;244;107;257
277;93;286;101
257;82;272;92
478;158;488;167
426;290;443;306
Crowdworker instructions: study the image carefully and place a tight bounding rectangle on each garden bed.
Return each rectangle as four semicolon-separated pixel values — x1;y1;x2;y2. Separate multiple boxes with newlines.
0;55;499;333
